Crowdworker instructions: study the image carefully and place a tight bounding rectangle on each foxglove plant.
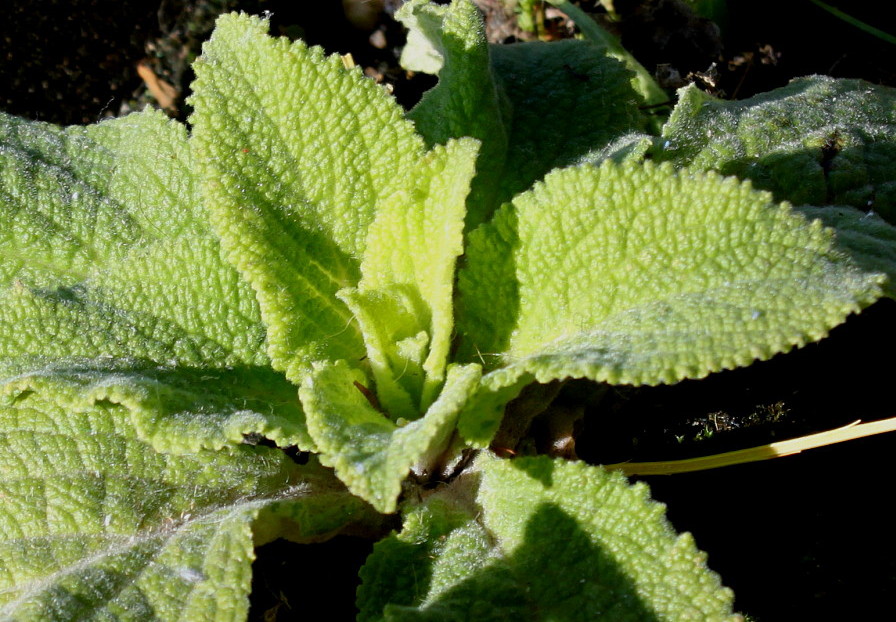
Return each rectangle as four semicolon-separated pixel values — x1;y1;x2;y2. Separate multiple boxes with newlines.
2;1;895;619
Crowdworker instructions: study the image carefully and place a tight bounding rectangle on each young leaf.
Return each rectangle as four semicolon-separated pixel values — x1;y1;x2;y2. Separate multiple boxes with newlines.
299;360;481;513
0;376;376;620
654;76;896;219
358;454;737;620
348;138;479;414
337;287;431;421
457;161;882;444
190;13;428;383
0;110;268;369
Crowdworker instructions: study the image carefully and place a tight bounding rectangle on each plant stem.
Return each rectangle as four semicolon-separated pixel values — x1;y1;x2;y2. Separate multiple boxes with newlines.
807;0;896;45
605;416;896;475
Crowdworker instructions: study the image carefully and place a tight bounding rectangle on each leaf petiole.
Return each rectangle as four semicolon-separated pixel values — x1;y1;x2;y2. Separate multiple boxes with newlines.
606;416;896;476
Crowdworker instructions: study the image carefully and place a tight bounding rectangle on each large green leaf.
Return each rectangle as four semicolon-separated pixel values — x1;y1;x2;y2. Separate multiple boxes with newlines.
0;115;136;286
0;109;268;369
398;0;644;228
457;161;882;445
654;76;896;220
0;375;376;621
190;13;428;383
299;360;481;513
358;454;736;620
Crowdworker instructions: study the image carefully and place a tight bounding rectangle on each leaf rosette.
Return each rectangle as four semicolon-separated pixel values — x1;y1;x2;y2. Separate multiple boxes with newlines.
1;2;893;619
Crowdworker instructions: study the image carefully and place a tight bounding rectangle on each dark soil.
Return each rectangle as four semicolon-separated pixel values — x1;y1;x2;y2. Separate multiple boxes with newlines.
3;1;896;620
580;298;896;620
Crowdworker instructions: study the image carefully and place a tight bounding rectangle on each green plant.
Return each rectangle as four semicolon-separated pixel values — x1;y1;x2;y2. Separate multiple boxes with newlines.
513;0;544;33
2;1;896;619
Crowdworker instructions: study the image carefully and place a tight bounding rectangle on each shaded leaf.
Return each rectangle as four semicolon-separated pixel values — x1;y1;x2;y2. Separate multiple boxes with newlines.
488;41;645;206
654;77;896;220
358;454;737;621
799;205;896;298
546;0;668;111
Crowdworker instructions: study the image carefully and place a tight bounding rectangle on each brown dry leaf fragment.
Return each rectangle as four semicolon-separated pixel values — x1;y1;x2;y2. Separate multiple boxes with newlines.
136;60;177;111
